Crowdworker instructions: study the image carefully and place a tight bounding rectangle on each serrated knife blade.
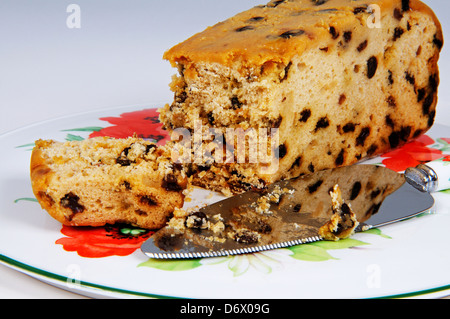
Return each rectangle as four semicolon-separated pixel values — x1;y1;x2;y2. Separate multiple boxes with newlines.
141;164;435;259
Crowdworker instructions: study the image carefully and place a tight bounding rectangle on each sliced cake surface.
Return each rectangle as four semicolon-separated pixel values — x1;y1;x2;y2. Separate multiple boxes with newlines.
160;0;443;195
30;137;187;229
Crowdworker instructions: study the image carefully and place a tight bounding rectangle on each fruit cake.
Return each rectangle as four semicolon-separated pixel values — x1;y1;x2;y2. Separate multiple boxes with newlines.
30;137;187;229
160;0;443;195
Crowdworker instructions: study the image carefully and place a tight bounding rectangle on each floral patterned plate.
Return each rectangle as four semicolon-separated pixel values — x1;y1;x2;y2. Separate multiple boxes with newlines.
1;105;450;299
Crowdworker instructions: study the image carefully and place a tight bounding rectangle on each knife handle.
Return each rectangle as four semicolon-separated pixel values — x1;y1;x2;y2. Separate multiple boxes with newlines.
404;157;450;193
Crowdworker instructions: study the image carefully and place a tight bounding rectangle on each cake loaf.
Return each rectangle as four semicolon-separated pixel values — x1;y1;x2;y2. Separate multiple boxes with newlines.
160;0;443;195
30;137;187;229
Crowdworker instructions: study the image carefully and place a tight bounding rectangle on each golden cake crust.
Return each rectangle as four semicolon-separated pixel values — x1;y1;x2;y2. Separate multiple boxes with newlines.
164;0;442;74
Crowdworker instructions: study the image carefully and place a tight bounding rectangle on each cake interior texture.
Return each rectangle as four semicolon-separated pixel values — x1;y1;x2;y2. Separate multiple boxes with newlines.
160;0;443;195
30;137;187;229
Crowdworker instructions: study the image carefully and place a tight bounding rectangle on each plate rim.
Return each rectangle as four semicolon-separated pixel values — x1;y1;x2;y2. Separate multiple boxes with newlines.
0;254;176;299
2;252;450;299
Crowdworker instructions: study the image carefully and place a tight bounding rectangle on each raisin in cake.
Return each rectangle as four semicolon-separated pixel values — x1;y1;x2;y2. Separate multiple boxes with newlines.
160;0;443;195
30;137;187;229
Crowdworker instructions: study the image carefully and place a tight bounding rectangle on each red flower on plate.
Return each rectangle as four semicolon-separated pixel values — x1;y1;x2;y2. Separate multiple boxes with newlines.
381;135;443;172
56;224;153;258
89;108;170;145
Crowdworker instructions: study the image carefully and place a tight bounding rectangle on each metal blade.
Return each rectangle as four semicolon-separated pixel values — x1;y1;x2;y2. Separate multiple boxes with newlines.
362;182;434;228
141;234;323;259
141;165;434;259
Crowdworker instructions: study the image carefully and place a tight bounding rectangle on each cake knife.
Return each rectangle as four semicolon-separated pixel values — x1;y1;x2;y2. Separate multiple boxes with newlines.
141;159;450;259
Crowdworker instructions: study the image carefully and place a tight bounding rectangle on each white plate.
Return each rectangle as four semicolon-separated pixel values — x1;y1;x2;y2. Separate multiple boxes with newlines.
1;105;450;299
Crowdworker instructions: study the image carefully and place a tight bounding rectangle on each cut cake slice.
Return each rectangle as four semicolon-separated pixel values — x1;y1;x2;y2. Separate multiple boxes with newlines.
30;137;187;229
160;0;442;195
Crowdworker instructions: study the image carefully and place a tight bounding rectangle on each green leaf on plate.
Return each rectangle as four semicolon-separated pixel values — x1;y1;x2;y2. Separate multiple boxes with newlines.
362;228;392;239
288;244;337;262
120;227;147;236
15;143;36;149
14;197;38;203
138;259;202;272
65;134;85;141
288;238;369;262
311;238;369;250
62;127;103;132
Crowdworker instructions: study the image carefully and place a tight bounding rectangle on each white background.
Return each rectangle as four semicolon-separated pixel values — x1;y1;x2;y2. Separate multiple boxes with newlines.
0;0;448;298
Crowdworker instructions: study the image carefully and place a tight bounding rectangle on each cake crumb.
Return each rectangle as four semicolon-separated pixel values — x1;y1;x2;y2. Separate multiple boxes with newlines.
318;184;359;241
251;184;294;215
